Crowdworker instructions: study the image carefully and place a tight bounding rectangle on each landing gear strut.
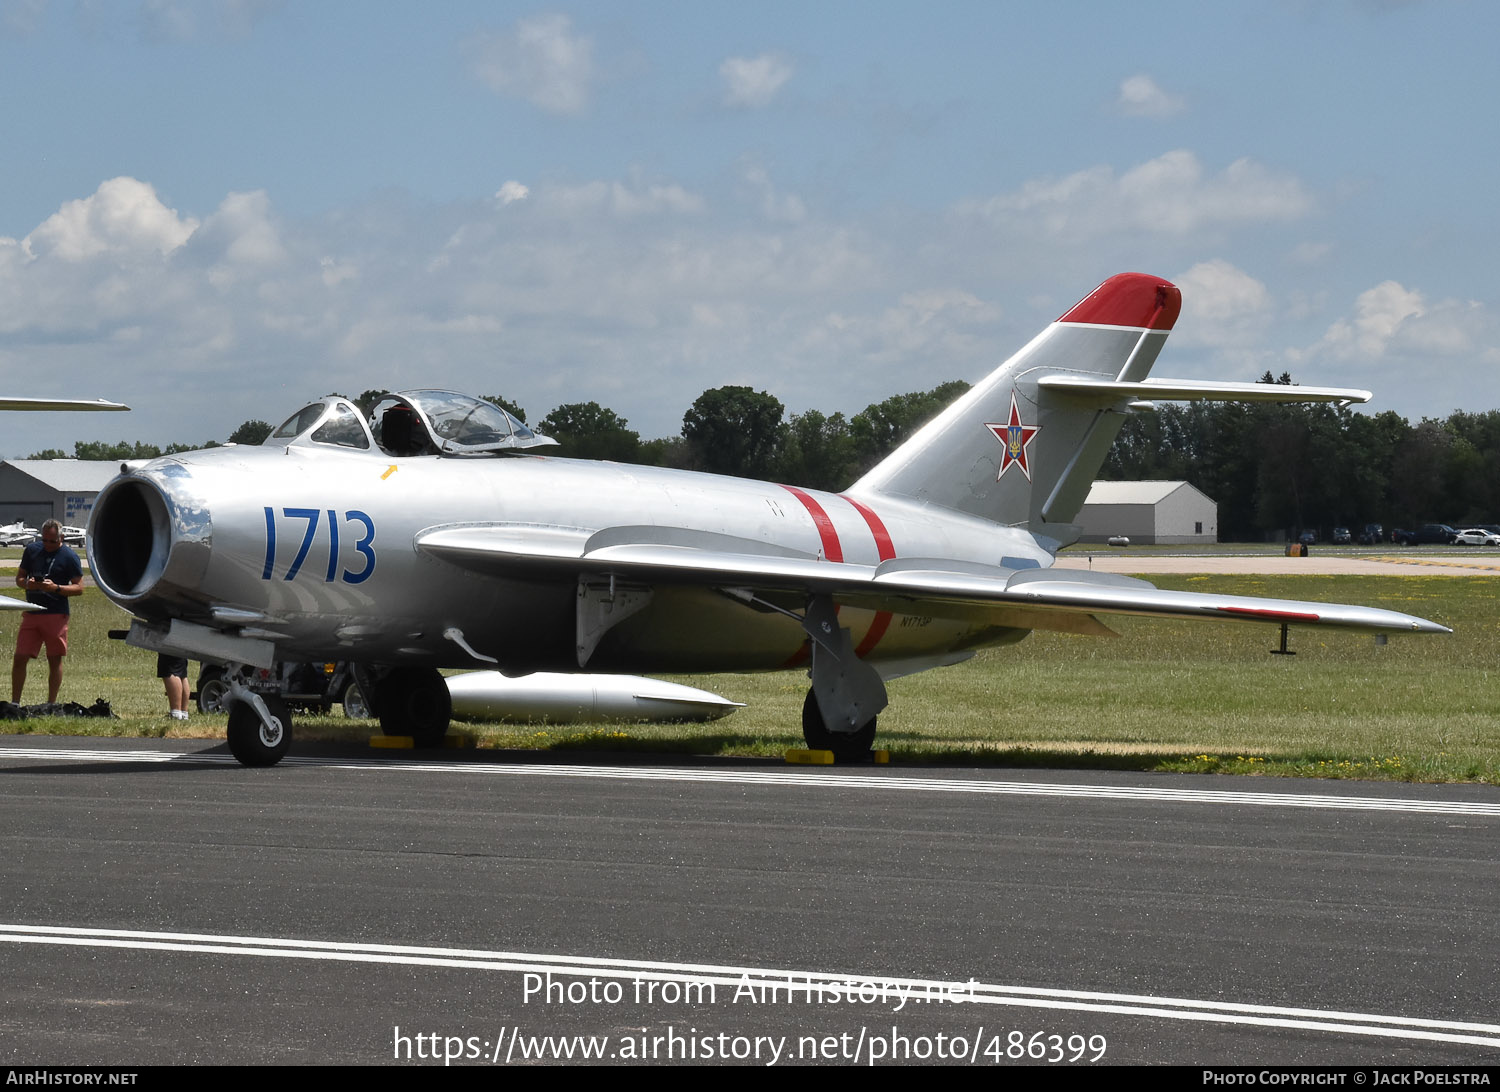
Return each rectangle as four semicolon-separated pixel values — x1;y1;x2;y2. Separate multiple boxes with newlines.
374;666;452;747
800;595;886;761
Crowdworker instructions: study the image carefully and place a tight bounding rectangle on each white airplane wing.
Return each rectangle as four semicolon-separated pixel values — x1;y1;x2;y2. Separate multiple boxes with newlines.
416;525;1448;636
0;397;129;411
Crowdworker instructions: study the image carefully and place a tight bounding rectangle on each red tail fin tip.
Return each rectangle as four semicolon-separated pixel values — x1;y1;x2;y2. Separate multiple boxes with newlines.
1058;273;1180;331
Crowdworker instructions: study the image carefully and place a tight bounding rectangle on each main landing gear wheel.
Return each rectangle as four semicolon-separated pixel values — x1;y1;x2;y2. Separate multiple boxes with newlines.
376;667;452;747
226;695;292;767
196;667;230;714
340;680;369;719
801;689;876;761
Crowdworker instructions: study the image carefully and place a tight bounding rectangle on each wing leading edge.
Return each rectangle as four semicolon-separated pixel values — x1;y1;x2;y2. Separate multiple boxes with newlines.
0;397;129;411
416;525;1449;636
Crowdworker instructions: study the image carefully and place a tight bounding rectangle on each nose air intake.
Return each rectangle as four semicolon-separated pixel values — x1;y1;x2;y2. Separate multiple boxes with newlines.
89;477;172;599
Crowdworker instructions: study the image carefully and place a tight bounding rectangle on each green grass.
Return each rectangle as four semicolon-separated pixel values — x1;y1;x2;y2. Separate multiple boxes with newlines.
3;572;1497;783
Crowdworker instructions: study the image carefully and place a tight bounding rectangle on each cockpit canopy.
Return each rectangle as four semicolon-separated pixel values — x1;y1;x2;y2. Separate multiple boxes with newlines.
264;390;558;456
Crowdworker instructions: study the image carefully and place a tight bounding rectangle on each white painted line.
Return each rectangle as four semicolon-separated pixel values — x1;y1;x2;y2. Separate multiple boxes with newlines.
3;745;1498;817
2;924;1496;1049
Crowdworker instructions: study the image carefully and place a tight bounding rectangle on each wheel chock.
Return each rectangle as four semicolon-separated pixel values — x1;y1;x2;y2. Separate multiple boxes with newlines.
785;748;835;765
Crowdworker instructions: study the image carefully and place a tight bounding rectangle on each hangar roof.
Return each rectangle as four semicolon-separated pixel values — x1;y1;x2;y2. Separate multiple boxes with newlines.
1085;480;1214;506
1;460;123;492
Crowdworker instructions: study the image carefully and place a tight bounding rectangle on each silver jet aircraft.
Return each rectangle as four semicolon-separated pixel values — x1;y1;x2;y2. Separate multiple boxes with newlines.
86;273;1447;766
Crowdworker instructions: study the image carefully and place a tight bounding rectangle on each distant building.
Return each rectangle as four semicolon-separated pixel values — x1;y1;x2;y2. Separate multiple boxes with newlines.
1077;480;1217;545
0;460;123;531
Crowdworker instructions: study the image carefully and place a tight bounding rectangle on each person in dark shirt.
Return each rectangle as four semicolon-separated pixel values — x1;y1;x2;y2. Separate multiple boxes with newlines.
12;519;84;703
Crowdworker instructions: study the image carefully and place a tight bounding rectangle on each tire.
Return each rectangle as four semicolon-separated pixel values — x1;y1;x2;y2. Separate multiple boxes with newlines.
801;689;876;760
196;667;229;714
341;680;369;719
226;695;292;767
375;667;452;747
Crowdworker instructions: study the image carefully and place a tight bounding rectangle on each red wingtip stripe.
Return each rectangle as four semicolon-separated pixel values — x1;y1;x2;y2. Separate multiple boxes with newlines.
1058;273;1181;331
1218;606;1321;622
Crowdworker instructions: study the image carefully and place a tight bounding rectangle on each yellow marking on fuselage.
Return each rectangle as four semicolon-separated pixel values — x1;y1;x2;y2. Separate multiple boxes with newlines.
382;465;398;480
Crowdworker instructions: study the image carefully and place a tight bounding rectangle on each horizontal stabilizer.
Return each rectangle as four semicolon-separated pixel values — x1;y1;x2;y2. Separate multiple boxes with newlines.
1036;377;1372;405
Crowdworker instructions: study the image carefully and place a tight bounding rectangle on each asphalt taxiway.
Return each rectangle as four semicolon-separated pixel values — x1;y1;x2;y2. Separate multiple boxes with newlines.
2;736;1497;1066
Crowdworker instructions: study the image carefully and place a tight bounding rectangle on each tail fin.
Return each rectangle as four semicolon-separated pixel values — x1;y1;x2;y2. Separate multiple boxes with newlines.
849;272;1180;546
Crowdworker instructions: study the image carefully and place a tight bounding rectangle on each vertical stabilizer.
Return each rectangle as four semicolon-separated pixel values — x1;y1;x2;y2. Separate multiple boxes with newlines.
849;273;1180;546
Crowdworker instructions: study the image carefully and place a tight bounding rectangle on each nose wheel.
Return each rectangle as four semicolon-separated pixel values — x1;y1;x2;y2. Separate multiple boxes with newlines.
226;694;292;767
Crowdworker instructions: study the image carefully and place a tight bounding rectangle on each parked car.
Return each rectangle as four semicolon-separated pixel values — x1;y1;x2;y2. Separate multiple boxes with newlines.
1357;523;1384;545
1331;526;1352;544
1393;524;1459;545
196;661;360;715
1453;528;1500;546
1297;530;1317;546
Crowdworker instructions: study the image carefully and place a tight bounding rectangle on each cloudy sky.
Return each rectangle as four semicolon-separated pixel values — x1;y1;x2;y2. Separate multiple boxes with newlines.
1;0;1495;457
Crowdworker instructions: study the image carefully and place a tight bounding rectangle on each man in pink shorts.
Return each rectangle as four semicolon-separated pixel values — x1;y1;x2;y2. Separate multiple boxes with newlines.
12;520;84;703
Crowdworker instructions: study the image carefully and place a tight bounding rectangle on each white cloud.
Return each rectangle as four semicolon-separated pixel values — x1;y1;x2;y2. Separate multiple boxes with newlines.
468;14;594;116
1310;282;1495;367
1;0;46;36
961;150;1313;240
494;180;530;205
862;289;1001;359
1319;280;1425;359
196;189;285;266
137;0;279;41
1288;241;1333;265
24;176;198;261
1171;260;1272;347
1116;74;1184;117
720;52;793;108
541;179;704;217
319;256;357;287
741;165;805;223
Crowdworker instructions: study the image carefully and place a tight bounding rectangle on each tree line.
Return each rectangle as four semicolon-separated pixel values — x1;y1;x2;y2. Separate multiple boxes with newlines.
27;374;1500;539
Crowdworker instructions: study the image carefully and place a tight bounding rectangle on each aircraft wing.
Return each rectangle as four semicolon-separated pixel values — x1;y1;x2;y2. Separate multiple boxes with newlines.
0;597;40;612
416;525;1448;636
0;397;129;411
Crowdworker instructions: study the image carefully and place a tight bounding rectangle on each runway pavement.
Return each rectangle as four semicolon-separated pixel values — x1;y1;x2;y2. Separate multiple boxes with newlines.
2;737;1498;1066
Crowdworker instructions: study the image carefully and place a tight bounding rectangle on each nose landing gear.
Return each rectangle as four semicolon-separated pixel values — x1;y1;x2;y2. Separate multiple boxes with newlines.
223;676;293;767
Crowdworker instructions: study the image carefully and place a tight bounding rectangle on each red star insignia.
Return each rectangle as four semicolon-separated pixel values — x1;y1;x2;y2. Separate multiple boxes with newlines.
985;393;1040;481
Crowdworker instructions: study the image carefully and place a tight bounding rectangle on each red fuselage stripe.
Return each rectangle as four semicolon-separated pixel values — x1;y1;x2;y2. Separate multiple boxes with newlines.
843;495;896;658
842;496;895;561
777;487;900;665
780;485;843;562
779;485;844;667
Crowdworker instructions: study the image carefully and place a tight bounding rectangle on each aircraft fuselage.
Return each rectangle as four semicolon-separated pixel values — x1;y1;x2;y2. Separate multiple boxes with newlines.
89;443;1043;674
